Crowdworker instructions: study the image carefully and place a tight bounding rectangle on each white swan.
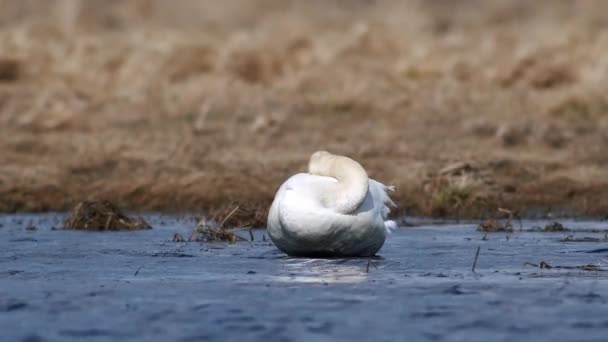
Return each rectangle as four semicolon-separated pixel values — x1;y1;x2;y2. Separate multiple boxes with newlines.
267;151;397;257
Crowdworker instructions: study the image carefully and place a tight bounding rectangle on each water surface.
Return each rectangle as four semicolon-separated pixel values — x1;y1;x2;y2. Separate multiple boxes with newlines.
1;214;608;341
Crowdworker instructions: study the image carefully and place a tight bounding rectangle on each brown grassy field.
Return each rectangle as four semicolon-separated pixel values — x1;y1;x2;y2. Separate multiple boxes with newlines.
1;0;608;222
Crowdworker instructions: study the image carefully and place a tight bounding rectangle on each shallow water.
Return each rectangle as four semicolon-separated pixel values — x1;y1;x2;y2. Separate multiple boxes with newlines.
1;214;608;342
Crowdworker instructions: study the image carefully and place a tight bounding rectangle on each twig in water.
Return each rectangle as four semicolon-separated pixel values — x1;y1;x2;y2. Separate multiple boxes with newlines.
173;233;185;242
472;246;481;273
539;261;553;269
498;207;522;230
366;257;378;273
249;228;254;242
188;229;198;242
105;214;113;230
134;264;145;276
515;213;523;230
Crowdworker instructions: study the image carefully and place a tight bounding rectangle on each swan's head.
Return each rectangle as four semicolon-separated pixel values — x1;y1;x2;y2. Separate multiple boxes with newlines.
308;150;368;181
307;150;370;214
308;151;333;176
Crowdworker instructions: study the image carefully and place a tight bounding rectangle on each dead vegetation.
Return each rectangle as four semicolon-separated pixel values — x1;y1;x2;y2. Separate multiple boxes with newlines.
188;221;247;243
170;206;255;243
188;207;247;242
63;200;150;230
172;233;185;242
543;222;567;232
560;235;608;243
478;208;520;232
525;261;607;272
478;219;514;233
1;1;608;219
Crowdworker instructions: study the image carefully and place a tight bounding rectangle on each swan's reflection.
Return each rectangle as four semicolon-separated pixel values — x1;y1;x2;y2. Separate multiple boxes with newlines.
270;258;380;284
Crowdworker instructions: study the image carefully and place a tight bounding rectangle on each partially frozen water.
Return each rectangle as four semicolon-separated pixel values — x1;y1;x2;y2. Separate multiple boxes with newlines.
1;214;608;342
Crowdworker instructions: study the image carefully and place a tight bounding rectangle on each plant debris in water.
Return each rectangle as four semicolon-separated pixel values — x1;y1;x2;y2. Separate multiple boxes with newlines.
172;233;186;242
526;222;571;232
478;208;521;232
25;221;37;231
63;201;151;231
188;206;247;243
544;222;567;232
478;219;514;233
525;261;608;272
560;235;608;243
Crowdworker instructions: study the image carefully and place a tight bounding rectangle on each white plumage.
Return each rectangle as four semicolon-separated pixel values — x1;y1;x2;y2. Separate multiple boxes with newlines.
267;151;396;257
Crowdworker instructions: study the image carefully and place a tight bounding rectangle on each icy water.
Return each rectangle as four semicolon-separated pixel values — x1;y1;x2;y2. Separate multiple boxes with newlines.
1;214;608;342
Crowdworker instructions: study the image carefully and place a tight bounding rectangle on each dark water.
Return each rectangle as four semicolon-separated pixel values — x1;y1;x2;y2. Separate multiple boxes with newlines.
1;214;608;342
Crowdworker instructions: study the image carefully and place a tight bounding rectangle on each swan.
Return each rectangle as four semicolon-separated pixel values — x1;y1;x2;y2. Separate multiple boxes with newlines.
267;151;397;257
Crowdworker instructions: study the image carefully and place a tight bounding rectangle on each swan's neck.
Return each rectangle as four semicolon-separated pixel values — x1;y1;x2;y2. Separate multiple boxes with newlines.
309;153;369;214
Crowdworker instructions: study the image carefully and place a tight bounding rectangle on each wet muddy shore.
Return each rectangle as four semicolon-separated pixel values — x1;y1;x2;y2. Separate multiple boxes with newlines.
1;214;608;341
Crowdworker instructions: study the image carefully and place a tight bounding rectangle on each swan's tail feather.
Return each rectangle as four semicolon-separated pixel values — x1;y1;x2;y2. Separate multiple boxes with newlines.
384;185;397;208
369;180;398;234
382;186;397;233
384;220;397;234
374;182;396;219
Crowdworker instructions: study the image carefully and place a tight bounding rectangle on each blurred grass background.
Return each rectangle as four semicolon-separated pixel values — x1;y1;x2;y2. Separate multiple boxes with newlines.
1;0;608;220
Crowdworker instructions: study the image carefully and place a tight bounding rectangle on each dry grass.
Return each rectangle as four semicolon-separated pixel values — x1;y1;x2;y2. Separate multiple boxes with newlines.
189;206;247;242
1;1;608;221
63;200;150;230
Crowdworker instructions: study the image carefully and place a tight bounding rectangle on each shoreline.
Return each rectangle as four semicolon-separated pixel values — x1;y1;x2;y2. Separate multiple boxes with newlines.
1;190;607;222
